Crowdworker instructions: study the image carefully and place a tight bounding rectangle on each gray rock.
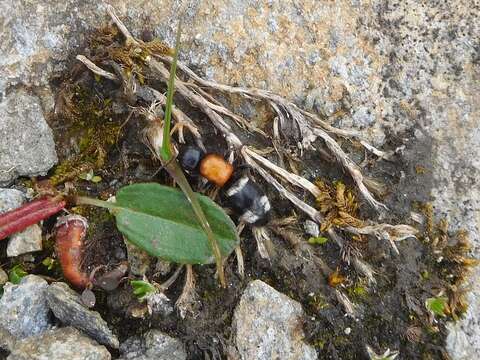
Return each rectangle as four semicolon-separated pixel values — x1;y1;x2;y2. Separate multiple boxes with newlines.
304;220;320;238
46;282;119;349
144;292;174;317
119;330;186;360
124;240;152;276
0;189;25;212
0;267;8;286
7;224;43;257
0;89;57;185
0;275;52;338
0;188;44;256
7;327;111;360
0;327;16;351
233;280;317;360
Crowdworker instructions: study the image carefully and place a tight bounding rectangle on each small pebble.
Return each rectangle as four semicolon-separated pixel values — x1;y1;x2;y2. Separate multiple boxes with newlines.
304;220;320;237
0;267;8;286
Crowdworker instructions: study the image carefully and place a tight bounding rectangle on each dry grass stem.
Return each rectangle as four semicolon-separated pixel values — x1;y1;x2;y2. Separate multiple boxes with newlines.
76;55;118;81
158;265;184;292
175;264;197;318
235;246;245;278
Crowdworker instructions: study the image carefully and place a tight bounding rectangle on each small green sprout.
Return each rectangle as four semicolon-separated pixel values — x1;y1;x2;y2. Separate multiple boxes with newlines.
420;269;430;280
79;169;102;183
9;265;28;284
425;296;449;317
42;257;56;271
131;279;157;301
308;236;328;245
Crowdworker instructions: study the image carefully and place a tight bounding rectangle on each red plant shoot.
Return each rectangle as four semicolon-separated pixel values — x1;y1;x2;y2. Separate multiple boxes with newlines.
55;214;91;289
0;196;66;240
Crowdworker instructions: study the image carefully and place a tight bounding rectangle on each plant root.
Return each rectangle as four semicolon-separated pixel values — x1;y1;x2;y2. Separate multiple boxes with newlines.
252;226;274;260
175;264;198;318
158;265;184;292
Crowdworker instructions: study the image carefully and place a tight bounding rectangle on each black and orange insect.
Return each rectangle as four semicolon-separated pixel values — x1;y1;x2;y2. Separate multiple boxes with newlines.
179;146;271;226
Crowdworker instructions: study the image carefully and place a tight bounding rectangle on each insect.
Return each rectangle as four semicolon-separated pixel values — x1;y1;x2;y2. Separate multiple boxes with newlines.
179;146;271;226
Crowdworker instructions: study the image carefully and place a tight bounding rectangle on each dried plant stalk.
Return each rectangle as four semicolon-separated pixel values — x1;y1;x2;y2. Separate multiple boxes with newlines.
79;6;417;265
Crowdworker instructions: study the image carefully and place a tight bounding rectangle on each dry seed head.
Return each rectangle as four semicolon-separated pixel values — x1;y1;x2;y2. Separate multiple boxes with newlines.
143;119;164;156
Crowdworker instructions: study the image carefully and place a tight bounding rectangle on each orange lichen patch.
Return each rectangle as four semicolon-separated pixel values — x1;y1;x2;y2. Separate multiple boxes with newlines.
199;154;234;187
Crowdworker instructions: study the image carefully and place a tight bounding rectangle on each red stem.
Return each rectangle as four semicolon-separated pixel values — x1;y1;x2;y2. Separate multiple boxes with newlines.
0;197;53;227
0;197;66;240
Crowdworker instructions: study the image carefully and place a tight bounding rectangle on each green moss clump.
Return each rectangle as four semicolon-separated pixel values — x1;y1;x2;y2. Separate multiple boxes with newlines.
51;83;121;186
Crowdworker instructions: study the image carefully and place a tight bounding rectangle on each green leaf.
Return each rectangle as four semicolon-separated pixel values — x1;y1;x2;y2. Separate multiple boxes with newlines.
9;265;28;284
91;176;102;183
42;257;55;270
308;236;328;245
112;183;239;264
130;279;156;300
425;296;449;317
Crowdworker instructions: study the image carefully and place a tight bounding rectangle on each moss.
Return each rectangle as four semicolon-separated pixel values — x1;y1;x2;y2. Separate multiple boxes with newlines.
50;82;121;186
306;292;330;312
346;283;369;302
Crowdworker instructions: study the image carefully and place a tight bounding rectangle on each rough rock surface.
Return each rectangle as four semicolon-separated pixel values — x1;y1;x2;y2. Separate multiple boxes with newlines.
0;89;57;185
118;329;187;360
0;0;478;357
0;275;52;338
46;282;119;349
0;327;16;352
0;189;25;212
0;267;8;286
233;280;317;360
7;224;43;257
124;240;152;277
7;327;111;360
0;189;43;256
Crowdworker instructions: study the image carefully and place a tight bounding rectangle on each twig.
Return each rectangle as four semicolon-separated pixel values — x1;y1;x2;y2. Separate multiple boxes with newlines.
106;4;138;46
242;151;324;223
313;127;387;211
345;223;418;254
252;226;274;259
235;246;244;278
243;146;321;197
75;55;203;147
158;265;184;291
76;55;118;81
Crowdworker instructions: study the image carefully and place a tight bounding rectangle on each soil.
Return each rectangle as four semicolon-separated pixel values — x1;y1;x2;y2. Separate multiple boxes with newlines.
2;28;470;360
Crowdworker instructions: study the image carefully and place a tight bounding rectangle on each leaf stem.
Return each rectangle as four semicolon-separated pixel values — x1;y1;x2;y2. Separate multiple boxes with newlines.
74;196;119;212
160;21;182;161
165;160;226;287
